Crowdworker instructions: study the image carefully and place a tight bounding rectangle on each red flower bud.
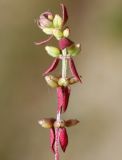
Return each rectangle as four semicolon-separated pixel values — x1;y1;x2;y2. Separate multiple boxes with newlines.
68;58;82;83
59;38;73;50
50;128;55;153
59;128;68;152
43;58;60;76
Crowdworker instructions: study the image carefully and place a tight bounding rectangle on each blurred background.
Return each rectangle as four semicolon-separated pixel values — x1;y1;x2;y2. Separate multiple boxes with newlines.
0;0;122;160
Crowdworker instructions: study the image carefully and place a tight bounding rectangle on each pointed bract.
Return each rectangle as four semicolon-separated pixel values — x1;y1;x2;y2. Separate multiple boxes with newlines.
60;4;68;25
68;58;82;83
59;128;68;152
34;35;53;45
43;58;60;76
50;128;55;153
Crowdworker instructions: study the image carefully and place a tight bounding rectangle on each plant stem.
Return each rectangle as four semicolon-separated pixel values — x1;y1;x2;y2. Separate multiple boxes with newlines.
55;48;67;160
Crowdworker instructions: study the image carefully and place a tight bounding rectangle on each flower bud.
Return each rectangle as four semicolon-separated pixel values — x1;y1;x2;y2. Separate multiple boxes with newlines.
68;44;81;56
45;75;59;88
53;14;63;28
59;38;74;50
37;12;53;29
53;29;63;40
45;46;61;57
63;28;70;37
65;119;79;127
38;118;55;128
58;78;69;87
68;77;79;85
42;28;54;35
54;120;65;128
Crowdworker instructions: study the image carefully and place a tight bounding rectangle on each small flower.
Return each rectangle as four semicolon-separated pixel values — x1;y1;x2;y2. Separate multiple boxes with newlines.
37;11;53;29
38;118;55;128
45;75;59;88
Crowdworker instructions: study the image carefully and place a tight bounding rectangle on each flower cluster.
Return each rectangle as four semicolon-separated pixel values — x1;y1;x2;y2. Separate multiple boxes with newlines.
35;4;82;160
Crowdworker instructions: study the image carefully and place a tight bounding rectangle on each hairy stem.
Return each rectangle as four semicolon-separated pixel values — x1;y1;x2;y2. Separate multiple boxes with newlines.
55;49;67;160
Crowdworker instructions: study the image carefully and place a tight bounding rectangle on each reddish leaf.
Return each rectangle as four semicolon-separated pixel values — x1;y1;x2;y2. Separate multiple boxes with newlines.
43;58;60;76
50;128;55;153
63;87;70;112
68;58;82;83
34;35;53;45
57;87;64;112
57;87;70;113
60;3;68;25
59;128;68;152
59;38;73;50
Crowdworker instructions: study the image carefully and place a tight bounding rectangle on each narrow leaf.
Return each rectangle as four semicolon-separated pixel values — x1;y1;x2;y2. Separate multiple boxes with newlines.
43;58;60;76
63;87;70;112
60;3;68;25
59;128;68;152
50;128;55;153
68;58;82;83
57;87;64;112
34;35;53;45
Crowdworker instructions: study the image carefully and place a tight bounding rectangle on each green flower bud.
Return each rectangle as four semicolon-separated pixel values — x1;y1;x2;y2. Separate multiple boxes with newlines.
53;29;63;40
53;14;63;28
42;28;54;35
58;78;69;87
67;44;81;56
63;28;70;37
45;75;59;88
45;46;61;57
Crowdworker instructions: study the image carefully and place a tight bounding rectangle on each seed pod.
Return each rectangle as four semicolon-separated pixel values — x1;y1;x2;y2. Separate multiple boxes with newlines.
59;128;68;152
38;118;55;128
65;119;79;127
45;75;59;88
54;120;65;128
50;128;55;153
68;58;82;83
43;58;60;76
58;78;69;87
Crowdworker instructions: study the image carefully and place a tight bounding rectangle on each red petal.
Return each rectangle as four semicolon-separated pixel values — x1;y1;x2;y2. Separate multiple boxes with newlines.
59;38;73;50
43;58;60;76
57;87;64;112
60;3;68;25
63;87;70;112
59;128;68;152
50;128;55;153
68;58;82;83
34;35;53;45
